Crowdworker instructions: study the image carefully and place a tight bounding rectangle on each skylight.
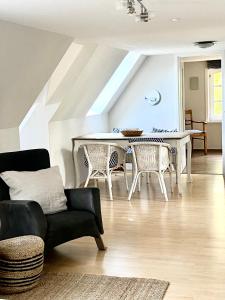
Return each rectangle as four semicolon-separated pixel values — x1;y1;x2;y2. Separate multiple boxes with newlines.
87;51;141;116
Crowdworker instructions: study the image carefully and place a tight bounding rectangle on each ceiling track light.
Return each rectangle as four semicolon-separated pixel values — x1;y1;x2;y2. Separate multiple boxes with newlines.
127;0;135;15
136;0;149;22
116;0;151;22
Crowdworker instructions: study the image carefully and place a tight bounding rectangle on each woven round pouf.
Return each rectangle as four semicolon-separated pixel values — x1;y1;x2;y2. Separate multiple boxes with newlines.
0;235;44;294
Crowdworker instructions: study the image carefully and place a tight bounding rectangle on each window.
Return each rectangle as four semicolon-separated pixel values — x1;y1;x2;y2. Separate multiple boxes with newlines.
87;52;141;116
208;69;223;122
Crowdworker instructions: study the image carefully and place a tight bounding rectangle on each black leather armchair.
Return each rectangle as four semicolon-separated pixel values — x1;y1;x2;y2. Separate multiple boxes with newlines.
0;149;105;252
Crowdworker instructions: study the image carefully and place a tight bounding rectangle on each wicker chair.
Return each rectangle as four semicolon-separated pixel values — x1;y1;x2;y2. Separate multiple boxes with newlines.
81;143;128;200
128;142;174;201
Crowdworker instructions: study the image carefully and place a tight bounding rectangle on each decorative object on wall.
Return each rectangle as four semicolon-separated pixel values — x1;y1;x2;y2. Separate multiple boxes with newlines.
189;77;199;90
116;0;153;22
145;90;161;105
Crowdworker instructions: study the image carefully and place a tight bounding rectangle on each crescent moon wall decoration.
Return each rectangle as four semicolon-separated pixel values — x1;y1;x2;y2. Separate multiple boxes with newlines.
145;90;162;106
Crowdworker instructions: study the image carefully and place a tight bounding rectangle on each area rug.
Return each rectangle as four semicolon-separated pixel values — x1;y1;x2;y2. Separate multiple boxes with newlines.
1;272;169;300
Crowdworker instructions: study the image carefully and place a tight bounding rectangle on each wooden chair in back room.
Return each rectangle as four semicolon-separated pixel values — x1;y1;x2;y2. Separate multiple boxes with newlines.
185;109;208;155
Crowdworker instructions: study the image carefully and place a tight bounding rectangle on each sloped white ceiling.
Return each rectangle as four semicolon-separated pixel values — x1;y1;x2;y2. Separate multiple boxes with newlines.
87;52;146;116
47;43;97;106
0;20;72;129
47;42;84;104
52;45;127;121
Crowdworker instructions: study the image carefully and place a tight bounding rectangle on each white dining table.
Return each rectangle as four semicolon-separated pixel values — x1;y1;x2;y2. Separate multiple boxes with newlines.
72;131;193;195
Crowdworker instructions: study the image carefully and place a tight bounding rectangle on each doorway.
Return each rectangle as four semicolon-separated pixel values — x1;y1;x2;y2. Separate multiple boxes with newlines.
181;57;223;175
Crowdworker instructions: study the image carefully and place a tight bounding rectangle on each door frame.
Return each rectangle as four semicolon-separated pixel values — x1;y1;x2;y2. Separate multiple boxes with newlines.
178;54;225;175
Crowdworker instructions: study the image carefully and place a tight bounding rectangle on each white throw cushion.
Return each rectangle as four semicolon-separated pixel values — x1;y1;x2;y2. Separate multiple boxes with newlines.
0;166;67;214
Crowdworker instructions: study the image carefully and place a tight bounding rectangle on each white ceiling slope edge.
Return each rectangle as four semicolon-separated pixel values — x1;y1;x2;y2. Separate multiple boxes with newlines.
0;0;225;54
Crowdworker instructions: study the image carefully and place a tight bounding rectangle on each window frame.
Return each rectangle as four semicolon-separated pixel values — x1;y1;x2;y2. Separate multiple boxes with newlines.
207;68;223;122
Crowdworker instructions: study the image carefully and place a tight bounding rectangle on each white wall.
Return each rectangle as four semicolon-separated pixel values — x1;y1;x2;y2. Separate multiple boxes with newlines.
0;128;20;153
49;114;108;187
184;61;222;149
109;55;180;131
0;20;72;153
0;20;71;129
19;84;59;150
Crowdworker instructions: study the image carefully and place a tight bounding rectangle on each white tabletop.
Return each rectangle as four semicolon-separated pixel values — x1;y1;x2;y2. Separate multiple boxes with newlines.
73;130;198;141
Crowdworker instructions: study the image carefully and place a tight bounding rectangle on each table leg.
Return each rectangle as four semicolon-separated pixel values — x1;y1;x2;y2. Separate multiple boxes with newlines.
176;142;182;195
187;139;192;182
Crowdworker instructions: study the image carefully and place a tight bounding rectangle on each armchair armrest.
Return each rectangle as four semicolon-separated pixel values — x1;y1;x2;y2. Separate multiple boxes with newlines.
0;200;47;241
65;188;104;234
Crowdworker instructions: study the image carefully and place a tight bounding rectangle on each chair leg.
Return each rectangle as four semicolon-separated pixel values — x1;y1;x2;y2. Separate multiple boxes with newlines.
159;173;168;201
128;172;138;200
84;174;91;188
133;172;141;194
175;168;178;184
128;176;136;200
123;163;129;191
146;172;150;184
169;167;174;193
157;173;163;193
204;135;208;155
95;237;107;251
138;176;141;192
107;174;113;201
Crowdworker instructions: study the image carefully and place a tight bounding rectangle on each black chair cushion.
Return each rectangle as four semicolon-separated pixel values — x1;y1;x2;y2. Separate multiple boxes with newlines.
45;210;99;249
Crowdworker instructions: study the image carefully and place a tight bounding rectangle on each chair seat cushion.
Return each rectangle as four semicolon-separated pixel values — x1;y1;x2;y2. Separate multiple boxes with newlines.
45;210;99;249
191;132;205;138
192;131;205;135
188;129;204;134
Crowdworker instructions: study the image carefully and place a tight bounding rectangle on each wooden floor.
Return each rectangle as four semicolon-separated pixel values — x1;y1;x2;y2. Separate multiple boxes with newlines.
191;150;222;175
45;155;225;300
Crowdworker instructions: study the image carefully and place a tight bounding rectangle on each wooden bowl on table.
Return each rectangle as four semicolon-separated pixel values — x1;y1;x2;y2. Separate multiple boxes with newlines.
121;129;143;137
